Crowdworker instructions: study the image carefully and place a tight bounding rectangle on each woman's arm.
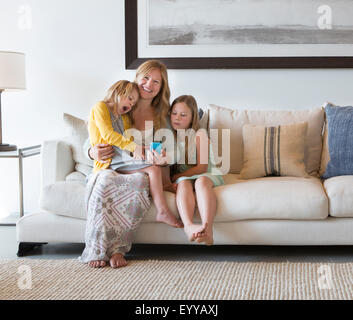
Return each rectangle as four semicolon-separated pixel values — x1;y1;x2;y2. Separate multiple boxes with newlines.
83;138;114;162
171;130;209;182
88;143;115;163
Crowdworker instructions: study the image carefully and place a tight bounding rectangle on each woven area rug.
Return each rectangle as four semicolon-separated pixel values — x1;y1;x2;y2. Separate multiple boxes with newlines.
0;259;352;300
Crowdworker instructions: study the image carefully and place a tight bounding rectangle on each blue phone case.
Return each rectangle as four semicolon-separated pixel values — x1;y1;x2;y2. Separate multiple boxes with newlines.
150;142;162;154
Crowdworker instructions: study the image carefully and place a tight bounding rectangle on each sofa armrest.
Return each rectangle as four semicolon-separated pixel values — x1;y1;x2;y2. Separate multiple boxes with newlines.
41;139;75;188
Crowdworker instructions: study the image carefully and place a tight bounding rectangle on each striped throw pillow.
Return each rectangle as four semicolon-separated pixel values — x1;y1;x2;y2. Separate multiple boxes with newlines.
240;122;309;179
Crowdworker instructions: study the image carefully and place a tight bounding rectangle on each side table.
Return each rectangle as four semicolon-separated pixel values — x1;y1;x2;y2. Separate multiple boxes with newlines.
0;145;41;226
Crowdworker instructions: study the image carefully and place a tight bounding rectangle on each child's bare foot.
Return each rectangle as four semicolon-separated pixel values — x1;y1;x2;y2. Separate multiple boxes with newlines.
88;260;106;268
184;223;206;242
156;209;183;228
163;182;177;194
110;253;128;268
195;223;214;246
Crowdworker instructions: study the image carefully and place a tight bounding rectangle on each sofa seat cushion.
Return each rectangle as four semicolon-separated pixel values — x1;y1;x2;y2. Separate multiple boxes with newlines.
39;172;87;220
40;174;328;223
323;175;353;217
40;181;87;220
145;174;328;222
214;174;328;221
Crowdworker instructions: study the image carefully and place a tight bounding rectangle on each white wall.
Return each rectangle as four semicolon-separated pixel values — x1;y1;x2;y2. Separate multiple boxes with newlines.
1;0;353;217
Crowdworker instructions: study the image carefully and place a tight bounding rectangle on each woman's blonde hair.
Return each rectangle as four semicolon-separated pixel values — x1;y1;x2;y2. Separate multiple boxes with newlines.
171;95;200;166
103;80;139;117
134;60;170;130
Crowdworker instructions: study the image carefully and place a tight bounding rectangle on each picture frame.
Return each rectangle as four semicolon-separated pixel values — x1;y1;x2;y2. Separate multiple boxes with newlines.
125;0;353;69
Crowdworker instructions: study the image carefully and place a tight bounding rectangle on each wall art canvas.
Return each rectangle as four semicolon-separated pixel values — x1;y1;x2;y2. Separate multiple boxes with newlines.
125;0;353;69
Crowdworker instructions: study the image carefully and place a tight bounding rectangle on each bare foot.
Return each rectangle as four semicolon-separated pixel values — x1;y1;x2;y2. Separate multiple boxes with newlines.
184;223;206;242
156;209;183;228
163;182;177;194
110;253;128;268
195;223;214;246
88;260;106;268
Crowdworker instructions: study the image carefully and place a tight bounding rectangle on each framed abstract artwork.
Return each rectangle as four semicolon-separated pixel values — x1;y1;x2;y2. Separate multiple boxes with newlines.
125;0;353;69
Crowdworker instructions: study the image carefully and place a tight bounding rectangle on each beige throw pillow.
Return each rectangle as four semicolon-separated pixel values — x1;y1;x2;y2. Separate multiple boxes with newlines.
240;122;309;179
319;102;334;176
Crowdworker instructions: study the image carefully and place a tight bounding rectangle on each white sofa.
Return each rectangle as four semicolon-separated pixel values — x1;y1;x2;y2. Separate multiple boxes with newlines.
16;104;353;256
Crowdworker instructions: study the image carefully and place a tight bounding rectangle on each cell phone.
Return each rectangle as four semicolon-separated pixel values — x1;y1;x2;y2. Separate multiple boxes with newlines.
150;142;163;154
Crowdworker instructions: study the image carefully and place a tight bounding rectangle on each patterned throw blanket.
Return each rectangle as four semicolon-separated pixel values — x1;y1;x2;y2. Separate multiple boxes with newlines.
80;169;150;263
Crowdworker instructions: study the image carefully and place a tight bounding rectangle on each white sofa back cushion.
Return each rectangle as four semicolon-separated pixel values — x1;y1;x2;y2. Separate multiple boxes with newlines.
207;104;324;176
63;113;93;176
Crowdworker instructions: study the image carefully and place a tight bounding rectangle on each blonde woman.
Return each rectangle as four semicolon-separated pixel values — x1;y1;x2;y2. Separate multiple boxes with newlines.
83;60;182;269
89;60;175;185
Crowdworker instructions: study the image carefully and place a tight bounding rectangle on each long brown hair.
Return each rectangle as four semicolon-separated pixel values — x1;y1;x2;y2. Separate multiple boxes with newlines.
171;95;200;166
134;60;170;131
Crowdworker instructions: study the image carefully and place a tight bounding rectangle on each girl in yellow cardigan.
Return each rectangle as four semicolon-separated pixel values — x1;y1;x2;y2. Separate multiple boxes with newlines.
89;80;182;228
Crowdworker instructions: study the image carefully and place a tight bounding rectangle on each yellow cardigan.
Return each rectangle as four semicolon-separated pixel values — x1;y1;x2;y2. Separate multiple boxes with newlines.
89;101;137;173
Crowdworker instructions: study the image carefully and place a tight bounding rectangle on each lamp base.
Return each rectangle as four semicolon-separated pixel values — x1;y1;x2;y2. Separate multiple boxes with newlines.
0;143;17;151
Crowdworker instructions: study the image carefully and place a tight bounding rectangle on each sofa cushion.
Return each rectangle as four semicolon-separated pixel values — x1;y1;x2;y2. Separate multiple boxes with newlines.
214;174;328;221
322;103;353;179
42;174;328;222
63;113;93;176
207;104;324;176
323;176;353;217
145;174;328;222
240;122;309;179
40;181;87;220
40;179;180;223
66;171;86;183
199;107;209;130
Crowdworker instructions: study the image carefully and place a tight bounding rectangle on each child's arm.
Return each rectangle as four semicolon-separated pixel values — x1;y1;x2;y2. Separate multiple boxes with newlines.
171;130;209;182
91;102;137;153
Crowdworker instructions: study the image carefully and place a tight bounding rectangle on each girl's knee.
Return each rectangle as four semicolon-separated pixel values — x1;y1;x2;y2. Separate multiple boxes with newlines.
195;176;212;189
96;170;116;185
178;180;193;190
145;165;161;175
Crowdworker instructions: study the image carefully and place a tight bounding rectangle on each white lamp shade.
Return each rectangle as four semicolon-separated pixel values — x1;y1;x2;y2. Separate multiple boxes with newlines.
0;51;26;90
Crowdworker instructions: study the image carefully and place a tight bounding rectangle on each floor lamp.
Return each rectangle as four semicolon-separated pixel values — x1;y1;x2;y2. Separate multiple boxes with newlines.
0;51;26;151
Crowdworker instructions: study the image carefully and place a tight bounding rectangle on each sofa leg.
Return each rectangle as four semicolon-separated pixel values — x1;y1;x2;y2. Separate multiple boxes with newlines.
17;242;47;257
